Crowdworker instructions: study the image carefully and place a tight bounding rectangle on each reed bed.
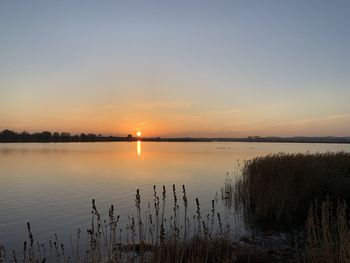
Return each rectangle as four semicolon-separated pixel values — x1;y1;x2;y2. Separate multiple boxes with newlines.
234;152;350;229
221;159;244;209
305;200;350;263
0;185;270;263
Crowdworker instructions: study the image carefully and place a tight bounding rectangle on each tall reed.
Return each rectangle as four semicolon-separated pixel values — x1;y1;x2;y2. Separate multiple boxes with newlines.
234;152;350;228
2;185;270;263
0;245;5;263
305;200;350;263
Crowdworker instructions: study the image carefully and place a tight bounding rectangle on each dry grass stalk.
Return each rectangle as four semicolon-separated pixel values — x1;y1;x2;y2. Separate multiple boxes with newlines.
2;185;271;263
305;200;350;263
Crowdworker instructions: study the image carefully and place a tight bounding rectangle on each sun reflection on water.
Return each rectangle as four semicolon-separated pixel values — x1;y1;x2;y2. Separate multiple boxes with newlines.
137;140;141;157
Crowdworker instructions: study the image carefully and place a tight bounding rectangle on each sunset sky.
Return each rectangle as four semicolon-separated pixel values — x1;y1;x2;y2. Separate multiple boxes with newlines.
1;1;349;137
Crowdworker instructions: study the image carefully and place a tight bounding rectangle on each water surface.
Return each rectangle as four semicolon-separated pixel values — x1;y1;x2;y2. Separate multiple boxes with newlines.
1;141;349;250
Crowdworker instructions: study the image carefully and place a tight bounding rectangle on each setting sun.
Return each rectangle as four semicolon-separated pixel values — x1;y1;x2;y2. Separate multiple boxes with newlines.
136;131;142;137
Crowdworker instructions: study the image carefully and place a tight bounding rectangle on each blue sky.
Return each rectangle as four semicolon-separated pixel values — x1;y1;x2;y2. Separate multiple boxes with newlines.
1;1;349;136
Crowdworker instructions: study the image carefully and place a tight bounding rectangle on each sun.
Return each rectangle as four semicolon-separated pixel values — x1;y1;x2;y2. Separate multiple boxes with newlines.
136;131;142;137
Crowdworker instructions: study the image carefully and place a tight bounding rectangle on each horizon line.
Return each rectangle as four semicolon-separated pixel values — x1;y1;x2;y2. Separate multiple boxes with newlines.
1;129;349;139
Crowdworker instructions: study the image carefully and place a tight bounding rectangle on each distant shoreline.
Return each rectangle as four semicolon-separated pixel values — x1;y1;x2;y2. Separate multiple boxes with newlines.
1;138;350;144
1;129;350;144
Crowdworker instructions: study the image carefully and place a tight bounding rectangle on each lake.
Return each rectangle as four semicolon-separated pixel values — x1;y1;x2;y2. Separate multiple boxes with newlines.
1;141;350;251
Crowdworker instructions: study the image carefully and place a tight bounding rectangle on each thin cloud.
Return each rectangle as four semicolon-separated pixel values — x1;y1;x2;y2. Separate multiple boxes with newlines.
172;109;240;121
212;109;240;115
172;113;205;120
326;114;350;120
133;101;195;111
244;113;350;133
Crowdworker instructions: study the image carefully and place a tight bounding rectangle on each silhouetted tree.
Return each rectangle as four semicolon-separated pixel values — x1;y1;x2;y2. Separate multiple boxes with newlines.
41;131;52;141
53;132;60;141
19;131;30;141
87;133;97;141
80;133;86;141
0;130;17;141
60;132;71;141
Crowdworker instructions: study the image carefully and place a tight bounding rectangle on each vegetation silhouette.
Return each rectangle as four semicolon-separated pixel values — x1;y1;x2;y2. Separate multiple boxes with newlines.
1;129;350;143
232;152;350;229
0;129;132;143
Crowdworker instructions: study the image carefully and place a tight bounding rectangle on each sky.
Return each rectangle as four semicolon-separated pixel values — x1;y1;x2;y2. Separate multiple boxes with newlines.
1;1;350;137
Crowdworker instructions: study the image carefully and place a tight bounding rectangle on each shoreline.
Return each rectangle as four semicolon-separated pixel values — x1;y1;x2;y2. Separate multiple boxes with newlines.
1;139;350;144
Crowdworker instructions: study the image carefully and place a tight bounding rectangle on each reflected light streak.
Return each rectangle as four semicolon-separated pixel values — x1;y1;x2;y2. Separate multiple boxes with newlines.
137;140;142;157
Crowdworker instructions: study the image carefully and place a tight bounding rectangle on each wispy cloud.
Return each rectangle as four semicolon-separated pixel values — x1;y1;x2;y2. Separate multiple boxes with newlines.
273;113;350;128
172;109;240;121
326;114;350;120
172;113;206;120
102;105;117;110
243;113;350;133
132;101;195;111
212;109;240;115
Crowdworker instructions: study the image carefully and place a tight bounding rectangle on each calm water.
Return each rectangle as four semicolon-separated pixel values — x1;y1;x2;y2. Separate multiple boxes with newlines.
1;141;350;251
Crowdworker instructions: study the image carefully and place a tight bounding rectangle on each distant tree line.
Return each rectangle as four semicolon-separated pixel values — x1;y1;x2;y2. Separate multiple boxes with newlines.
1;129;349;143
215;136;350;144
0;129;135;142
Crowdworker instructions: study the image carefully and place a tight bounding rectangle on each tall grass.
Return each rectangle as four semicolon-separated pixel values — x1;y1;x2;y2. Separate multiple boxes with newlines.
234;152;350;228
0;185;270;263
221;160;244;209
0;245;5;263
305;200;350;263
